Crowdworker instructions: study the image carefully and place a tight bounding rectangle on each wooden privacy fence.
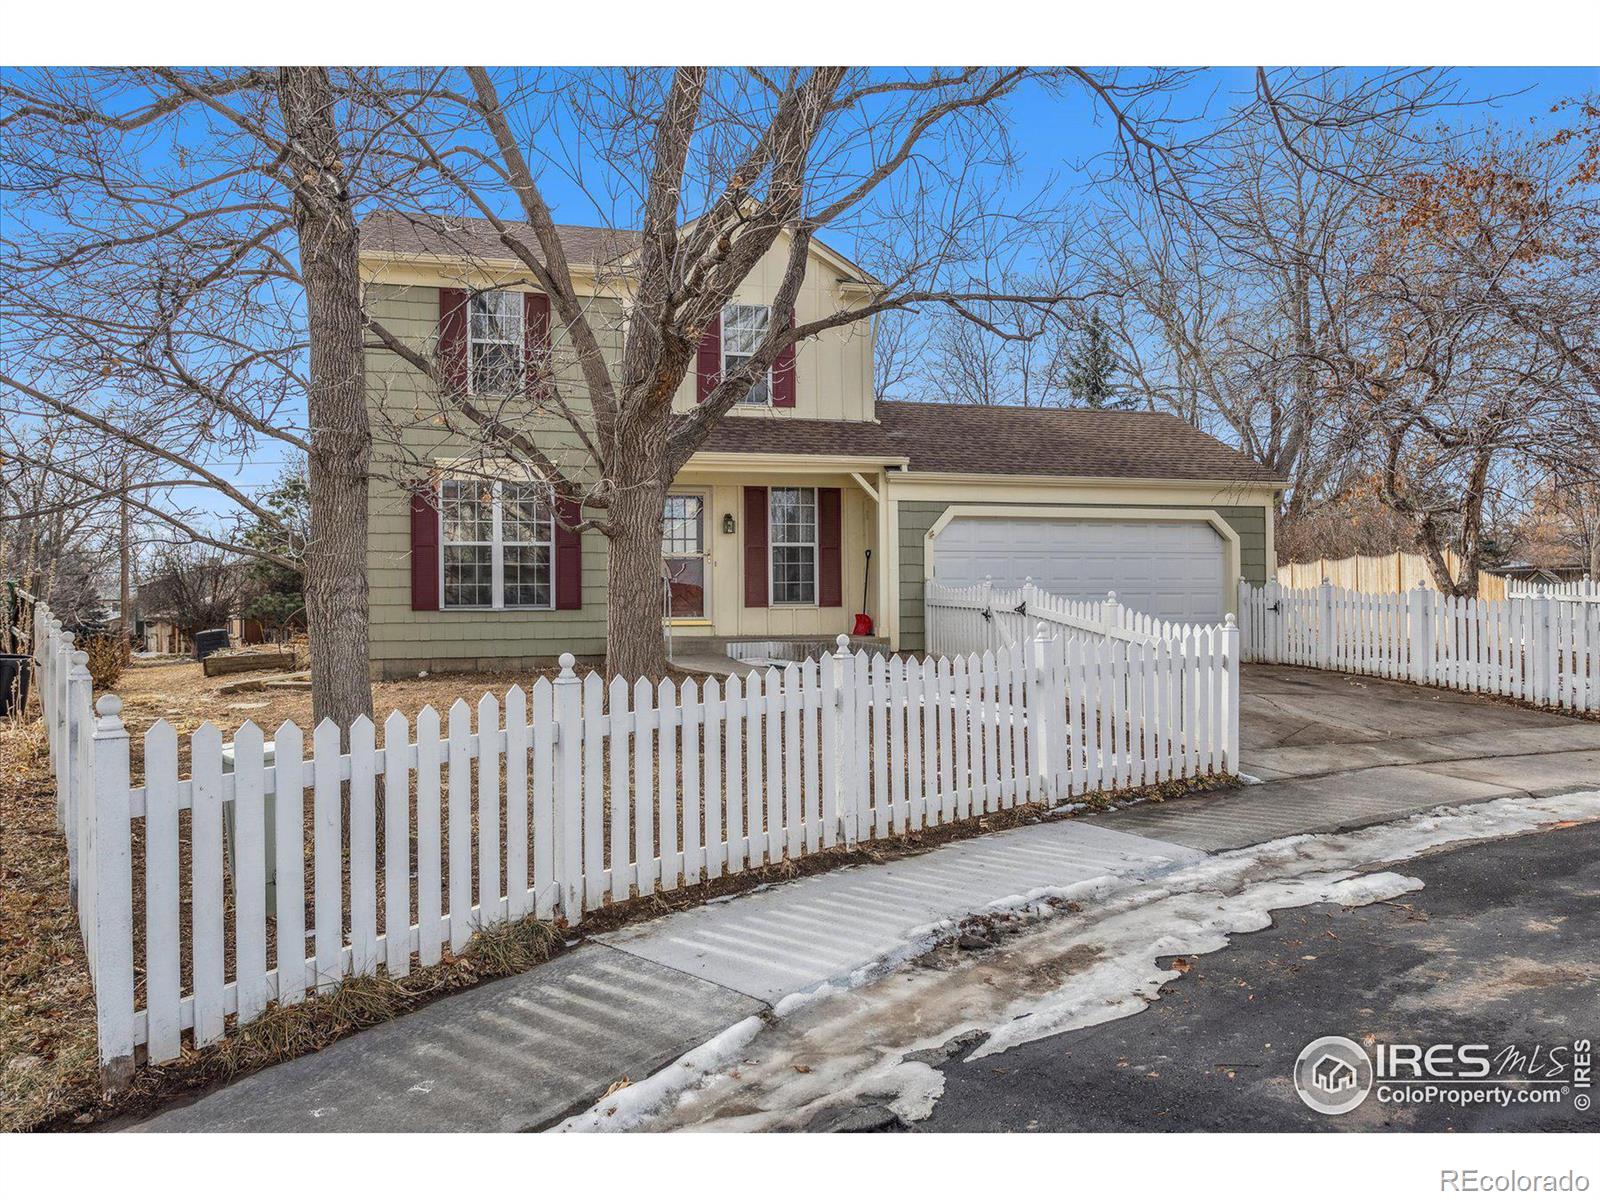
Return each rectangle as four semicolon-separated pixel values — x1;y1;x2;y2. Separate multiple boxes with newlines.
1277;550;1509;601
30;597;1239;1087
1237;580;1600;713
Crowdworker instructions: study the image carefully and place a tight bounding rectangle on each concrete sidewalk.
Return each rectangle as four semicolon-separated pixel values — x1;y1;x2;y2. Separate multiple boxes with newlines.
131;819;1200;1132
1092;664;1600;850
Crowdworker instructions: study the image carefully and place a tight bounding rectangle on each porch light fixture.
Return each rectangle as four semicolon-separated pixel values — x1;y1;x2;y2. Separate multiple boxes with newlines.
722;512;736;535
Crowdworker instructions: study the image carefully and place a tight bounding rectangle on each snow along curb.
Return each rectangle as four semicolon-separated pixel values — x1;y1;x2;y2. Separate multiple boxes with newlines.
555;790;1600;1131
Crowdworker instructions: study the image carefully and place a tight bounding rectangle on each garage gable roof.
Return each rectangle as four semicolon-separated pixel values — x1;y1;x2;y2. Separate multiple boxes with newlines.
699;401;1283;485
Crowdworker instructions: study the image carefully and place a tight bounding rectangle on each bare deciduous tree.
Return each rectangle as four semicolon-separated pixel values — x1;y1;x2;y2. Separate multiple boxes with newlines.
1341;130;1598;595
361;66;1167;678
1;66;408;731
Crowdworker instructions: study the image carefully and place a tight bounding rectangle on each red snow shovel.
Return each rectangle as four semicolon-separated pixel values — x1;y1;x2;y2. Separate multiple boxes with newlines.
851;549;874;637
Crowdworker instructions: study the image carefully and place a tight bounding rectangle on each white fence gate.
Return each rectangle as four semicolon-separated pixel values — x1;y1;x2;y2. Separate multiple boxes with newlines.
28;594;1239;1086
1237;580;1600;713
925;578;1222;657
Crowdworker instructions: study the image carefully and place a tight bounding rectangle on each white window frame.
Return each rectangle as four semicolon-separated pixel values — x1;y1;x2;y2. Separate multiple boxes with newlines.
721;302;773;406
662;491;711;622
439;477;556;611
768;486;818;607
466;290;524;398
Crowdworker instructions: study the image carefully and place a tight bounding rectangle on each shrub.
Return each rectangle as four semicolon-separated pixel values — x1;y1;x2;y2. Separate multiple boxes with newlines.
83;635;124;691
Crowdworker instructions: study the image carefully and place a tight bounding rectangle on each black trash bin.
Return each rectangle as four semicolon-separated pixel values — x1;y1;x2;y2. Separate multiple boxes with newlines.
0;653;32;718
194;628;231;661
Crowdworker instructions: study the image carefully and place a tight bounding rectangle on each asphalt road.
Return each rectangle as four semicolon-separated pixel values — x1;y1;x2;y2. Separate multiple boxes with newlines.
920;820;1600;1132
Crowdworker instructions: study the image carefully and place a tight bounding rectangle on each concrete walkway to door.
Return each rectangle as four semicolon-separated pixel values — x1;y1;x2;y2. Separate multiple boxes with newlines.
1091;663;1600;851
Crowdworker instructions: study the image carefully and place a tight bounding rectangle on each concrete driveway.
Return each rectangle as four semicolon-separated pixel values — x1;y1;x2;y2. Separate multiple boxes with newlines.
1093;664;1600;851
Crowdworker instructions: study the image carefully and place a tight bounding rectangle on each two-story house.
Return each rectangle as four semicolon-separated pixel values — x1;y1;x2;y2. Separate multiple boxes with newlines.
359;212;1284;679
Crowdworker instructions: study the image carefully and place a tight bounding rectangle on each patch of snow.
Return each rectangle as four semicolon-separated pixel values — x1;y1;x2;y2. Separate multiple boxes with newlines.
968;869;1423;1060
1238;772;1264;785
556;1015;766;1132
611;789;1599;1130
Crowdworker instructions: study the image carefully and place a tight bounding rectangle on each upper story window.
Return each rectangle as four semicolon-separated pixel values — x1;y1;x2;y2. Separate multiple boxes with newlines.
468;290;524;396
440;477;554;609
722;303;771;406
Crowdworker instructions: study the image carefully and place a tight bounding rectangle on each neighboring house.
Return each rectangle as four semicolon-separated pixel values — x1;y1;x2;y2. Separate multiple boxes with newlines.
1486;561;1590;585
360;212;1285;679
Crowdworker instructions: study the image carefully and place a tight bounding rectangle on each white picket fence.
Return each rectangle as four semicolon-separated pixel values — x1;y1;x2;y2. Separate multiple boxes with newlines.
925;578;1219;656
29;594;1239;1085
1237;580;1600;712
1507;575;1598;601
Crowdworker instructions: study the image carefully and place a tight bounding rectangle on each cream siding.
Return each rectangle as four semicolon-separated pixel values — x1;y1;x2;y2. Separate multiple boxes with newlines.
361;233;881;678
668;470;877;641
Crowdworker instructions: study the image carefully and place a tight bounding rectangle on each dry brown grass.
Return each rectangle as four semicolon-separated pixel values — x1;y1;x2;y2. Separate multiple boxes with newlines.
110;657;713;779
0;721;99;1131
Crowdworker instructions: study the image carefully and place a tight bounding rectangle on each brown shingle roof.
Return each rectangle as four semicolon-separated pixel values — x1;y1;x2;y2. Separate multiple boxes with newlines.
359;210;877;283
360;211;638;269
699;400;1283;485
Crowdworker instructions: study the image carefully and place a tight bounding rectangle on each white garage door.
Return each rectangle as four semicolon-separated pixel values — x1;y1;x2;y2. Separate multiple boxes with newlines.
932;516;1226;624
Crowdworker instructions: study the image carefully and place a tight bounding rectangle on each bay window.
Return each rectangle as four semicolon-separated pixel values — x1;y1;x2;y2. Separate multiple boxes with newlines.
441;477;554;609
769;486;817;605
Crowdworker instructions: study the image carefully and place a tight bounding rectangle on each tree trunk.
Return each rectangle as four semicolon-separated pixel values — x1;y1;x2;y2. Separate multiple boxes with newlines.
276;67;374;736
119;455;132;660
603;413;671;681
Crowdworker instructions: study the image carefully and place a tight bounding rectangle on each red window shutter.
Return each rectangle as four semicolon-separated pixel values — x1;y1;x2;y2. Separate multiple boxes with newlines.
554;496;583;611
743;486;768;608
771;340;796;412
818;487;842;607
438;288;468;395
410;484;441;611
695;311;722;404
524;291;551;401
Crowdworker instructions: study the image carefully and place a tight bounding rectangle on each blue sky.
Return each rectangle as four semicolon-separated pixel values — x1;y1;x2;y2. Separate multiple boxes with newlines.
22;66;1598;538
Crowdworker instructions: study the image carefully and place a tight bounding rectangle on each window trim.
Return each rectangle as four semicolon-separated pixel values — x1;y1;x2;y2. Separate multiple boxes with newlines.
721;302;774;407
466;289;525;398
768;485;818;608
663;490;711;623
439;476;556;611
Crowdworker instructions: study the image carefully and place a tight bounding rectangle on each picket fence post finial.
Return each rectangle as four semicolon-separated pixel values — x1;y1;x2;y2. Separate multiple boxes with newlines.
551;653;582;921
1221;614;1242;775
90;688;135;1091
1318;577;1335;669
65;651;92;903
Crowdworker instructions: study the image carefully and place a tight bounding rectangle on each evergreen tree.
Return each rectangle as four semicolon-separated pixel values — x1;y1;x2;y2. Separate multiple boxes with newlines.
1060;309;1123;409
241;466;309;641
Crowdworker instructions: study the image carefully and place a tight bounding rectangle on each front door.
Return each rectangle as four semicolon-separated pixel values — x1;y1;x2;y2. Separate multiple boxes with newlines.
663;493;709;618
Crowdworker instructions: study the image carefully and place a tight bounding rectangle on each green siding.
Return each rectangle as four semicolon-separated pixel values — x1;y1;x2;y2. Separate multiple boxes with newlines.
365;282;617;679
897;500;1271;653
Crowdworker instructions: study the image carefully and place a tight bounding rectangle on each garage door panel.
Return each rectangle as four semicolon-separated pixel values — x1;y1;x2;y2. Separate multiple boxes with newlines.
932;517;1225;625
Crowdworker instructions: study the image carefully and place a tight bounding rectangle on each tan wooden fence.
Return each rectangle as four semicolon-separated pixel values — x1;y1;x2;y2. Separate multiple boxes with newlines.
1277;551;1507;602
